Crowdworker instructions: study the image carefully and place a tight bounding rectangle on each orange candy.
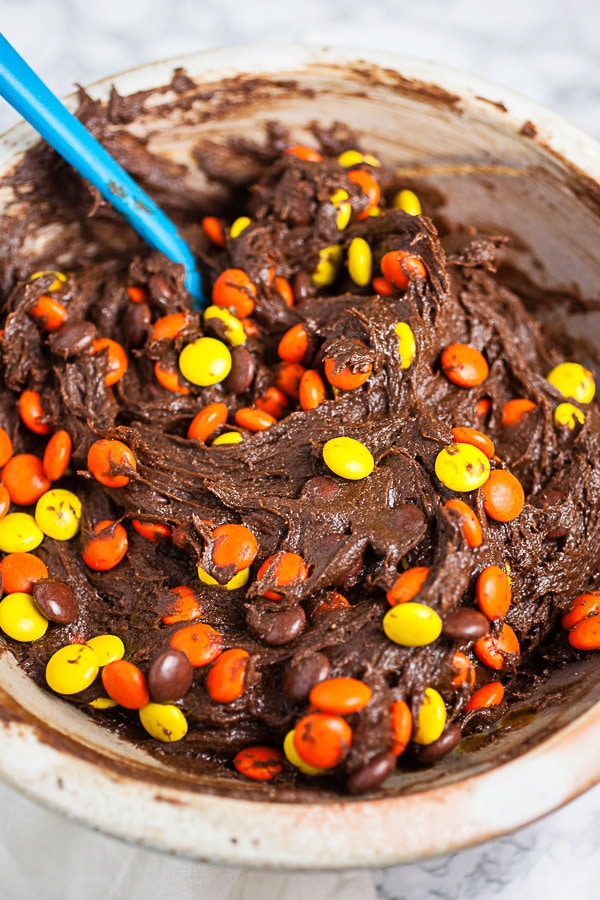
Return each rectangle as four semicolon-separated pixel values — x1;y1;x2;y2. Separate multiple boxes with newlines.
275;362;306;400
188;402;229;441
102;659;150;709
126;286;148;303
131;519;172;542
293;711;353;769
212;268;257;318
476;565;512;620
161;585;203;625
2;454;51;506
201;215;226;248
29;295;67;330
0;484;10;519
90;337;128;386
0;552;48;594
257;551;309;600
0;427;13;467
451;650;476;688
371;275;394;296
390;699;413;756
311;591;351;617
19;389;51;435
451;426;495;459
474;623;520;670
234;407;277;432
273;275;294;307
380;250;427;289
277;323;309;364
481;470;525;522
348;169;380;218
386;566;430;606
299;369;326;411
255;386;289;420
43;430;72;481
561;592;600;631
567;616;600;651
82;520;128;571
151;312;188;342
284;144;323;163
501;398;537;427
465;680;505;710
154;361;191;395
476;398;492;419
233;744;284;781
211;523;258;572
309;676;372;715
206;648;250;703
169;622;223;667
441;343;489;388
323;356;372;391
444;499;483;548
87;439;137;488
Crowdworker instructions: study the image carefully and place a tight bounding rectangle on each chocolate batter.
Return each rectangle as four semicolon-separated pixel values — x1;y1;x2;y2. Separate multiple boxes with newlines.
1;77;599;796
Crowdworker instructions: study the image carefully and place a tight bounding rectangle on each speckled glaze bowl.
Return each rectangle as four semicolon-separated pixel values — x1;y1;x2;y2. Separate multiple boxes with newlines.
1;45;600;869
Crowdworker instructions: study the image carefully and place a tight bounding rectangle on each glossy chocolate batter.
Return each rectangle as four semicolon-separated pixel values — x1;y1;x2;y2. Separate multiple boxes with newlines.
1;77;599;796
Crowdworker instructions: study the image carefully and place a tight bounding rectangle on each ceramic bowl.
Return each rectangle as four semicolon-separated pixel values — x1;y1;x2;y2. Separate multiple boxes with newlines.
1;45;600;869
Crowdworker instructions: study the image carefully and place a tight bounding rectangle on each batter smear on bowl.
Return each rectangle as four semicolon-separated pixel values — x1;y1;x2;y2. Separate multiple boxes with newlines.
1;101;600;796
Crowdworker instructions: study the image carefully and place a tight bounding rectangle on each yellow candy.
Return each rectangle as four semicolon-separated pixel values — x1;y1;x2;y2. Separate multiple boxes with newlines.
283;729;327;776
203;305;247;346
330;189;352;231
34;489;82;540
547;362;595;404
434;443;490;492
197;565;250;590
337;150;381;168
383;602;442;647
394;322;416;369
139;702;188;742
89;696;118;709
29;270;67;292
0;512;44;553
46;644;99;695
86;634;125;666
554;402;585;430
0;592;48;642
413;687;447;745
179;337;232;386
212;431;243;446
347;237;372;287
323;436;375;480
230;216;251;238
393;189;422;216
311;245;343;286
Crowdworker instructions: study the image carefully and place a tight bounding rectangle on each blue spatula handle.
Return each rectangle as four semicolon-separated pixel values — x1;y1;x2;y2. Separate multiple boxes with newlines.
0;34;204;304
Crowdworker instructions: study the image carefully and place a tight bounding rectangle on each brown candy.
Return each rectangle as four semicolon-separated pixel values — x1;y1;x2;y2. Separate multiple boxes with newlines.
246;603;306;646
122;301;151;349
223;346;256;394
148;649;194;703
411;724;463;765
346;751;396;795
48;321;97;358
32;578;79;624
283;652;330;701
443;608;489;641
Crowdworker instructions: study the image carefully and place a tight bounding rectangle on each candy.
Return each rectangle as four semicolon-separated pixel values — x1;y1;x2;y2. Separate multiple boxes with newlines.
312;245;343;286
0;426;13;467
392;188;422;216
90;337;128;386
102;659;150;709
212;268;257;317
151;312;188;341
394;322;416;369
0;513;44;553
323;356;372;390
229;216;251;237
390;699;413;756
33;579;78;624
2;454;51;506
346;751;397;794
43;430;73;481
554;401;585;430
347;169;381;219
380;250;426;289
282;652;330;702
383;602;443;646
0;591;48;641
293;712;352;769
233;744;284;781
466;681;505;710
299;369;326;410
206;648;249;703
187;402;229;441
82;520;128;571
256;552;309;600
481;470;524;522
203;305;247;347
413;687;447;745
46;644;99;694
386;566;430;606
179;336;232;386
309;677;372;715
450;426;495;459
501;398;536;426
476;565;512;620
139;702;188;742
148;649;194;703
86;634;125;666
35;489;82;540
347;237;372;286
197;564;250;589
444;498;483;548
322;436;374;480
277;323;309;363
441;343;489;388
435;443;490;492
211;523;258;572
19;389;50;435
329;188;351;230
169;622;223;667
0;552;48;593
87;439;136;488
474;623;520;670
283;730;327;776
547;361;595;404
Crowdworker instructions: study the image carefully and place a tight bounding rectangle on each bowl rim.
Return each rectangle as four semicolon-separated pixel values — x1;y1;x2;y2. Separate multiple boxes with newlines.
1;43;599;870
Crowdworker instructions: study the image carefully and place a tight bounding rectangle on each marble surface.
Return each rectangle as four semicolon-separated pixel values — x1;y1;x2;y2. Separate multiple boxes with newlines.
1;1;600;897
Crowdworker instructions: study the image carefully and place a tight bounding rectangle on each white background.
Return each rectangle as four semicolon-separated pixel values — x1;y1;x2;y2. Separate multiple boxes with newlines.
1;1;600;898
